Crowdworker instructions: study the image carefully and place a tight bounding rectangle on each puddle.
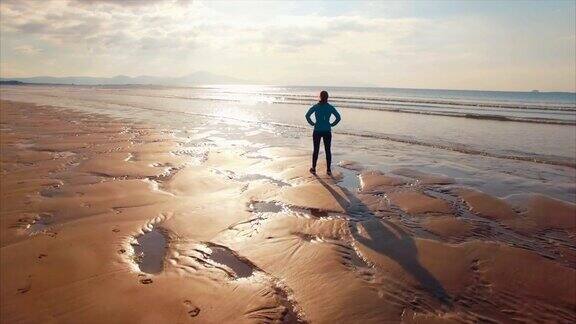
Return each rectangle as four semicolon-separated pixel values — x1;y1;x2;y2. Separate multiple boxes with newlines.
54;151;76;159
288;205;347;220
27;213;54;235
236;174;290;187
213;169;290;187
39;185;64;197
338;160;364;171
208;246;254;278
181;140;216;148
211;168;235;179
172;147;209;163
337;167;361;192
248;201;284;213
309;208;329;217
132;228;167;274
244;153;272;160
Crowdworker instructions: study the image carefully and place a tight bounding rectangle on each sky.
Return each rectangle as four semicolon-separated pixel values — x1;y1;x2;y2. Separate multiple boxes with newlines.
0;0;575;91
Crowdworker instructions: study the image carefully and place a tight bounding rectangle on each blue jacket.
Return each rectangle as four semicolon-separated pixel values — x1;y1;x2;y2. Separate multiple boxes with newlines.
305;103;341;132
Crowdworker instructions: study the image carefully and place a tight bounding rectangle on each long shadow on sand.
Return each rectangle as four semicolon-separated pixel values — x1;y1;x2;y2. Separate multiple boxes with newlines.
314;174;452;306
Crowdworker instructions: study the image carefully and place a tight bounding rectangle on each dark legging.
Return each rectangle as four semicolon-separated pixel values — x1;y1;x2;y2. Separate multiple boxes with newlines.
312;131;332;170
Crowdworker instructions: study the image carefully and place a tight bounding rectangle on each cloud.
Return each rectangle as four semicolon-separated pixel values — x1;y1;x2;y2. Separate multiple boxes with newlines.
1;0;201;53
70;0;173;7
13;45;42;55
0;0;422;55
0;0;573;91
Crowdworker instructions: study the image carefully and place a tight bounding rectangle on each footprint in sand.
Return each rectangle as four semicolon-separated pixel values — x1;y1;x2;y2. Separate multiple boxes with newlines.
183;300;200;317
18;276;32;294
17;286;30;294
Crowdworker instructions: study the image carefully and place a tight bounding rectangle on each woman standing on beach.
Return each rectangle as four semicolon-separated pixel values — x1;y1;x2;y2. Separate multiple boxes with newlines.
305;90;341;176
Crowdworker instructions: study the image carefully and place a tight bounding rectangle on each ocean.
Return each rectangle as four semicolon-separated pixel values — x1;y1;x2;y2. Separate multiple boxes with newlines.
1;84;575;202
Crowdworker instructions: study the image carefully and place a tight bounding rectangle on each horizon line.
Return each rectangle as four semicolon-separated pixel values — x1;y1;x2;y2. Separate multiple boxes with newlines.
1;80;575;95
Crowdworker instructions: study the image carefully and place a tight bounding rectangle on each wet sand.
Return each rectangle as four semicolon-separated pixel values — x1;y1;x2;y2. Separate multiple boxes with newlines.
1;100;575;323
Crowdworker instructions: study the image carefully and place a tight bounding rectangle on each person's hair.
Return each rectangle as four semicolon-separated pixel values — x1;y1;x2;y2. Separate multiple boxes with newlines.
319;90;329;103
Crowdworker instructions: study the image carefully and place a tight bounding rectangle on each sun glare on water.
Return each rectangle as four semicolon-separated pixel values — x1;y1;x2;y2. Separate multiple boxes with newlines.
208;85;275;122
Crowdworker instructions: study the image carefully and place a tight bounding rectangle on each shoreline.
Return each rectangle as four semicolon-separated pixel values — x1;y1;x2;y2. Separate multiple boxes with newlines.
1;100;575;323
2;85;574;170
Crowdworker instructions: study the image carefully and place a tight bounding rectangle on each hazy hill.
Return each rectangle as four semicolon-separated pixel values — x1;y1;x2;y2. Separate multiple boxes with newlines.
0;71;248;86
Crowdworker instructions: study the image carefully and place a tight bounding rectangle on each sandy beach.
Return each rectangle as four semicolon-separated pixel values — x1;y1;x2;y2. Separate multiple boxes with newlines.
2;0;575;322
1;99;575;323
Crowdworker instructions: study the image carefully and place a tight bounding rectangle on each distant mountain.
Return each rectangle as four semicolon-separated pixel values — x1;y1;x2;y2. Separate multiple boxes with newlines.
0;71;249;86
0;80;25;85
